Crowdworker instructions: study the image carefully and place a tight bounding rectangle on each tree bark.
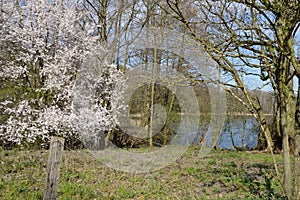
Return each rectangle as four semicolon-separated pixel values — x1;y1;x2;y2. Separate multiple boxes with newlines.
293;78;300;200
276;52;295;199
293;130;300;200
98;0;107;42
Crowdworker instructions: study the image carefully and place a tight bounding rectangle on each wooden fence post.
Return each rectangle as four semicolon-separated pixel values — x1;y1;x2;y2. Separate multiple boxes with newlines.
43;136;65;200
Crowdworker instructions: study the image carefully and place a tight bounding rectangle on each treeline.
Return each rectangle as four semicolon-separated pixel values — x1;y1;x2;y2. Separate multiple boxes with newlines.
225;88;275;115
195;85;275;116
105;81;275;148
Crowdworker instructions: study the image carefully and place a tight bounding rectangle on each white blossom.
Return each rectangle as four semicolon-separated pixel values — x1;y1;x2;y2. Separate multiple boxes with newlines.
0;0;125;146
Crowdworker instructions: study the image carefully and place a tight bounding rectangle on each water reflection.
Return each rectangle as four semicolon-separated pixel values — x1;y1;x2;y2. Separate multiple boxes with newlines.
217;116;259;149
177;115;260;149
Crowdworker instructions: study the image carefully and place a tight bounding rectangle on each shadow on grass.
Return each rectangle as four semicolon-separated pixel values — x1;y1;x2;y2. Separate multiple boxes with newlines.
242;163;287;200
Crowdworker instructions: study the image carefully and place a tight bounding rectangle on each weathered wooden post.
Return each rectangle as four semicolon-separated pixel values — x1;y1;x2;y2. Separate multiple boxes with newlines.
43;136;65;200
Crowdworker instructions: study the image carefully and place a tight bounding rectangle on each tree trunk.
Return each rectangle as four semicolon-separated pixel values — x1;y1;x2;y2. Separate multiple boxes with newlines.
99;0;107;42
277;56;295;199
282;124;292;199
293;79;300;200
163;91;175;145
293;131;300;200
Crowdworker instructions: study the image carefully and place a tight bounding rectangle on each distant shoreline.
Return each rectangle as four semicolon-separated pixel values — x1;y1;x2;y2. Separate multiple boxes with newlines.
181;113;274;116
129;113;274;118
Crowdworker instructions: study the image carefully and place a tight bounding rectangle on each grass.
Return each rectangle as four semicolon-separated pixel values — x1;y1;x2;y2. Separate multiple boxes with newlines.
0;146;287;199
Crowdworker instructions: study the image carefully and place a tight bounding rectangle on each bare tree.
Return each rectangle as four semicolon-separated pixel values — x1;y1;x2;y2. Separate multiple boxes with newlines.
164;0;300;199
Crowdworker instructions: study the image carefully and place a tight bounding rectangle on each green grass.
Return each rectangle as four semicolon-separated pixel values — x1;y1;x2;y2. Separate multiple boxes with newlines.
0;146;287;199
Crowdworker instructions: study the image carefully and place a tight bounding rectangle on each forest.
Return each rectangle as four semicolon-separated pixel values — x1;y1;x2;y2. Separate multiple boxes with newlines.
0;0;300;199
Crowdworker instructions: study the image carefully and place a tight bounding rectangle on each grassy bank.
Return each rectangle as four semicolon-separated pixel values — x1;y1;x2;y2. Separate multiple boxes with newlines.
0;146;287;199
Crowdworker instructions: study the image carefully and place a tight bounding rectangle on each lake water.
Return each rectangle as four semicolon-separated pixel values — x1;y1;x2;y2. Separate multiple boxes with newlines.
176;116;260;149
217;116;259;149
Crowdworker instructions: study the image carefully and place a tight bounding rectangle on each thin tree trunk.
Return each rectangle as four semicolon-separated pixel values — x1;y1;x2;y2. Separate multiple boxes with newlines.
164;91;175;145
149;48;158;147
149;80;155;147
99;0;107;42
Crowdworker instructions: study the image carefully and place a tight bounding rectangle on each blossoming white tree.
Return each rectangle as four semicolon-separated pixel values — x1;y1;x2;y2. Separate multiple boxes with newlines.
0;0;123;147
